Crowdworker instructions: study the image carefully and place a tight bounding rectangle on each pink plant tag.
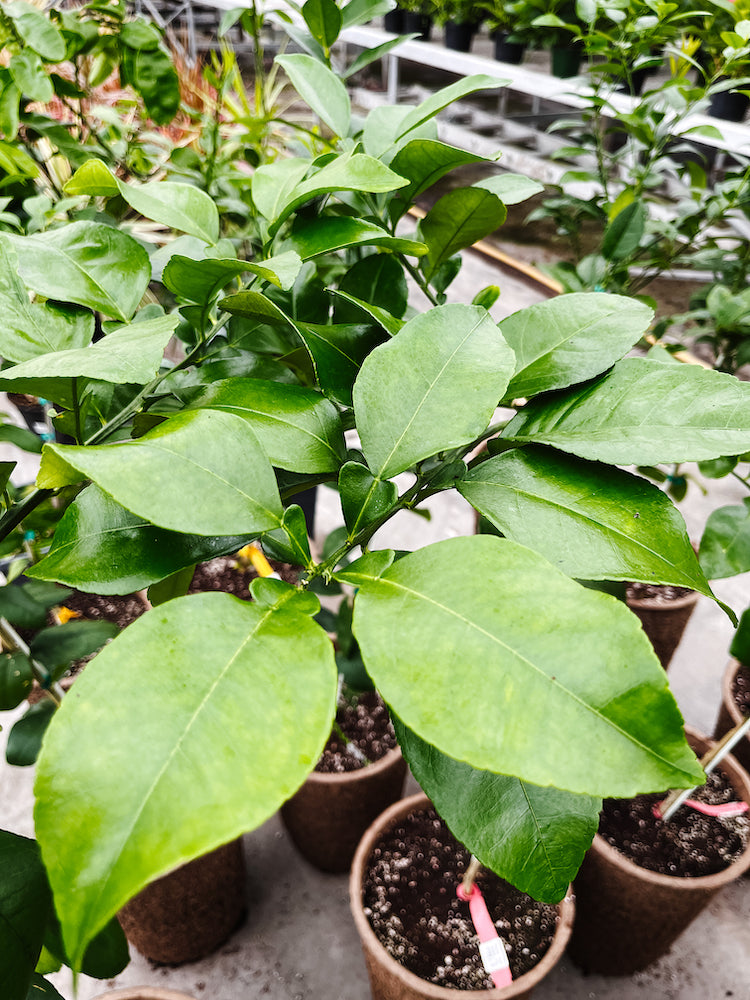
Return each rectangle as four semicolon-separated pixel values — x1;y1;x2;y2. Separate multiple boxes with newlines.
456;882;513;988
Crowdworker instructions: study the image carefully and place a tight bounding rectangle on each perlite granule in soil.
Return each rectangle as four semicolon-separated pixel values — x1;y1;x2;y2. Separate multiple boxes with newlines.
363;807;558;990
316;689;397;773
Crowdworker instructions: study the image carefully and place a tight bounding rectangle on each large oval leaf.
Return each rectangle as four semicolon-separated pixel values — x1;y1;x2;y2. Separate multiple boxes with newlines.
191;377;346;473
276;54;350;138
458;447;714;595
283;216;426;259
6;223;151;322
37;410;284;536
28;486;250;595
34;591;338;968
503;293;653;400
699;498;750;580
337;536;702;797
353;304;514;478
387;140;490;223
395;720;600;904
419;188;507;281
504;357;750;464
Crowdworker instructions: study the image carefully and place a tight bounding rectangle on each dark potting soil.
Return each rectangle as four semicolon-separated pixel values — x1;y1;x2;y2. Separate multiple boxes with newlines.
188;556;299;600
626;581;693;604
599;769;750;877
58;590;148;629
731;662;750;716
363;807;559;989
316;690;397;773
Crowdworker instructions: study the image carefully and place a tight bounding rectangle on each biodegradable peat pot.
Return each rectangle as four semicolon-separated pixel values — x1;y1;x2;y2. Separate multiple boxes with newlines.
94;990;198;1000
350;792;575;1000
568;729;750;976
626;584;698;669
281;745;407;872
714;658;750;774
117;839;246;964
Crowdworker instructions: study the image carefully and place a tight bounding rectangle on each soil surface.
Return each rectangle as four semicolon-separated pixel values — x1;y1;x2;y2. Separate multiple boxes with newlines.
188;556;299;600
732;662;750;716
316;689;396;773
599;769;750;877
58;590;147;629
363;807;559;989
626;581;694;604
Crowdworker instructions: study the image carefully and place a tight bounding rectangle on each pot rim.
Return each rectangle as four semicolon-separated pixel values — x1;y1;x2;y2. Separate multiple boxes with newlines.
721;658;748;730
302;743;404;787
626;589;698;612
93;989;198;1000
349;791;575;999
590;726;750;888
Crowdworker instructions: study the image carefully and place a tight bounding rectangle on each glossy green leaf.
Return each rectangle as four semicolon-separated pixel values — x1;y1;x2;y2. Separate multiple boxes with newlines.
0;651;33;710
342;0;394;27
338;535;703;796
0;315;178;409
387;140;490;222
66;162;220;244
267;153;408;237
0;582;70;629
121;44;180;125
302;0;341;49
6;223;150;322
503;293;653;400
331;290;403;336
353;304;514;478
419;188;507;281
730;607;750;663
339;461;398;537
34;591;338;968
343;32;416;78
30;620;118;674
37;410;284;536
394;75;508;142
43;912;128;981
9;49;53;103
279;504;313;569
699;498;750;579
163;251;302;303
28;485;250;595
336;252;408;321
459;447;715;594
252;158;311;223
7;701;56;766
5;1;65;60
395;720;600;903
473;173;545;205
504;358;750;465
297;321;386;407
602;200;646;261
276;54;350;138
191;378;346;473
283;216;426;259
25;975;64;1000
0;831;51;1000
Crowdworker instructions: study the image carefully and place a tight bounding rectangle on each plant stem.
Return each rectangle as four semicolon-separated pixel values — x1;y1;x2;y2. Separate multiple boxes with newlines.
401;256;439;306
731;469;750;492
0;488;53;543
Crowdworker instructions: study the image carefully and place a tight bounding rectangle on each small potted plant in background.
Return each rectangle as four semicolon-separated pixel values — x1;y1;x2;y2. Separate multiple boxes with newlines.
432;0;483;52
399;0;436;39
480;0;527;63
695;0;750;121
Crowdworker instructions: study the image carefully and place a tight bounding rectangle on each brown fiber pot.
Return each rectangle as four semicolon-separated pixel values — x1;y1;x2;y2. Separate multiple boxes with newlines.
117;839;246;964
568;728;750;976
349;792;575;1000
94;990;198;1000
626;588;698;668
281;746;407;872
713;658;750;774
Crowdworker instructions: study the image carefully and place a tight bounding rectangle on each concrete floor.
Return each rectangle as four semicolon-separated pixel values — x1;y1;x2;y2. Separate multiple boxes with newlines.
2;255;750;999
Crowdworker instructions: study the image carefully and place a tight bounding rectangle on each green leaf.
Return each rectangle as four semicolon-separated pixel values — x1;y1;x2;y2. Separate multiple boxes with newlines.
459;447;716;595
503;294;653;400
34;591;338;968
297;321;386;407
339;461;398;537
163;251;302;303
25;975;64;1000
279;504;313;568
0;581;70;629
283;216;426;259
730;606;750;663
394;75;508;142
147;565;194;607
343;32;415;79
28;485;250;595
121;44;180;125
330;290;403;337
353;304;514;478
602;200;646;261
342;0;394;27
395;720;600;903
335;252;408;321
275;54;350;138
66;163;220;244
302;0;342;49
387;140;490;223
252;158;311;223
42;912;128;981
191;378;346;473
7;700;56;766
37;410;284;536
5;1;65;60
504;357;750;465
0;831;51;1000
9;49;53;103
699;498;750;580
0;651;33;710
419;188;507;281
473;173;545;205
6;223;151;322
30;620;118;674
0;315;178;408
337;535;703;796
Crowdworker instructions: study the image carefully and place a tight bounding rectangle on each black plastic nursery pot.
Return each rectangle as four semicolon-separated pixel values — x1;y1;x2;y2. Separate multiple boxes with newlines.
568;729;750;976
709;87;750;123
550;45;582;79
444;21;474;52
492;33;525;65
350;792;575;1000
383;9;404;32
402;12;431;40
